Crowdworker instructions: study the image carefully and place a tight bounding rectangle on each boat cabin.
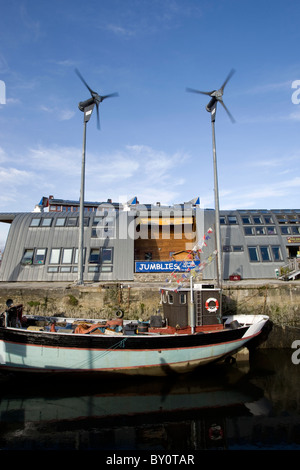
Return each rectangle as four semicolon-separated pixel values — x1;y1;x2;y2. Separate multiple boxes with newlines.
161;284;221;329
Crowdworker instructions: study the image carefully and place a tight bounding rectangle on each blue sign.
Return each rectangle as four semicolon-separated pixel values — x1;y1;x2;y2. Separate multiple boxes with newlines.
135;260;201;273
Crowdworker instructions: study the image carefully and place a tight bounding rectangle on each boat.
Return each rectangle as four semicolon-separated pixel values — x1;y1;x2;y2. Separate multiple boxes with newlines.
0;281;270;376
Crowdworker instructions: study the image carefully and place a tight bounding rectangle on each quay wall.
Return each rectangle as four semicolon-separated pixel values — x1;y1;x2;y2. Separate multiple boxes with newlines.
0;278;299;348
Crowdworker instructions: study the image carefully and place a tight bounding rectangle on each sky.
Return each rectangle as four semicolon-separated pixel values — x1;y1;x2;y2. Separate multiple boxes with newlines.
0;0;300;248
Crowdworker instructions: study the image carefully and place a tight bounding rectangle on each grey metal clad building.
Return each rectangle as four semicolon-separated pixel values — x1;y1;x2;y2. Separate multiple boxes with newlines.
0;203;299;282
0;209;135;282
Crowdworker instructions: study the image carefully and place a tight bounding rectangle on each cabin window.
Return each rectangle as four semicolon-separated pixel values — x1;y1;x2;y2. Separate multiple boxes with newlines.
21;249;34;265
179;294;186;304
34;248;47;265
168;293;174;304
260;246;271;262
248;246;259;262
49;248;61;264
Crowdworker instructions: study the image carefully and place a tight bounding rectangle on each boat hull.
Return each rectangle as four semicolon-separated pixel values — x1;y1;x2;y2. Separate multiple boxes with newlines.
0;315;270;376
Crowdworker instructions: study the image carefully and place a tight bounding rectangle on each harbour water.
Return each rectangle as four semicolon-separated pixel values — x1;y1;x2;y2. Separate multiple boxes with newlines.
0;348;299;452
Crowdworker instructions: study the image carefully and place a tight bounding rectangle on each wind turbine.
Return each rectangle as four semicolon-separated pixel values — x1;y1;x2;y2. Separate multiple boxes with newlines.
75;69;118;285
186;69;235;287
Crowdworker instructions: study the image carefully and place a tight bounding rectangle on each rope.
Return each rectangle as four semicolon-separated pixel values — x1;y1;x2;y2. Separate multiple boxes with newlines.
72;337;128;370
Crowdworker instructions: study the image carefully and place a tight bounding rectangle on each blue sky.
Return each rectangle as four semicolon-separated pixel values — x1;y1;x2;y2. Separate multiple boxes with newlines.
0;0;300;247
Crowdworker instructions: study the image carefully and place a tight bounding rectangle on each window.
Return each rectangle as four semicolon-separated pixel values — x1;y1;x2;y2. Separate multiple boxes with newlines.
74;248;86;264
244;227;254;235
291;226;300;235
264;216;274;224
89;248;100;263
88;266;99;272
248;246;259;262
30;218;40;227
179;294;186;304
242;216;251;224
21;249;34;265
60;266;71;273
41;218;52;227
55;218;66;227
281;226;290;234
220;216;226;224
255;226;265;235
34;248;47;265
66;217;77;227
271;246;282;261
168;293;174;304
266;226;276;235
102;248;113;264
223;245;232;252
228;216;237;224
48;266;59;273
49;248;61;264
233;245;244;252
260;246;271;261
100;266;113;272
62;248;73;264
253;216;262;224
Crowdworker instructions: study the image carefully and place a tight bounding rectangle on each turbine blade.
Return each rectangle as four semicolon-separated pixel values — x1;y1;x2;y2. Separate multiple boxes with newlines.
75;68;95;96
101;92;119;100
96;103;100;130
219;99;235;123
186;87;213;96
220;69;235;92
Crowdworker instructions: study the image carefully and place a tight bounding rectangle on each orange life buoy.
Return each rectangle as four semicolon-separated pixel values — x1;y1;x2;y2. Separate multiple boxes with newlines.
205;297;219;313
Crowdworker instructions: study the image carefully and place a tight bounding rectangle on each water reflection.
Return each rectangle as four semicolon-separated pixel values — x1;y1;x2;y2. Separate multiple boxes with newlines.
0;349;299;450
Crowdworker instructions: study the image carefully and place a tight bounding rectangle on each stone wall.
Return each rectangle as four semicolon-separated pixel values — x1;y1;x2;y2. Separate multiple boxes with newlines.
0;280;299;347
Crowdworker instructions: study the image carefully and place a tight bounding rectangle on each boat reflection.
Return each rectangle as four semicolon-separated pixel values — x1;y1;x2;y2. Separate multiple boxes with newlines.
0;361;272;450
